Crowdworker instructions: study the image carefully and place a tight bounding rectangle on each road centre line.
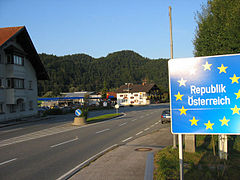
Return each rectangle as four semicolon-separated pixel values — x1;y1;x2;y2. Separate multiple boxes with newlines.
0;158;17;166
131;119;137;122
96;128;110;134
122;137;133;143
50;137;78;148
151;124;155;127
119;122;127;126
155;122;159;125
136;131;143;136
144;128;150;131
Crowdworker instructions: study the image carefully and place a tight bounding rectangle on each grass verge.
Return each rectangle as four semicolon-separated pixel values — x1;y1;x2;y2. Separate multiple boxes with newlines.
154;135;240;180
86;113;121;122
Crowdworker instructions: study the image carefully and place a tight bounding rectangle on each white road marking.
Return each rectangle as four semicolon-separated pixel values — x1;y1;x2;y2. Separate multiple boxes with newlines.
151;125;155;127
0;124;82;148
0;158;17;166
136;131;143;136
96;128;110;134
144;128;150;131
56;144;118;180
1;128;23;133
119;122;127;126
155;122;159;125
131;119;137;122
122;137;133;143
50;137;78;148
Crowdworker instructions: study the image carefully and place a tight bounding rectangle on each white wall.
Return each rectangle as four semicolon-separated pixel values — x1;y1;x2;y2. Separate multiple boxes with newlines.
117;92;149;106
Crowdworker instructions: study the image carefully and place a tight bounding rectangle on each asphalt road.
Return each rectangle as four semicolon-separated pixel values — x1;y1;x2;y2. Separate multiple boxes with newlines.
0;104;169;180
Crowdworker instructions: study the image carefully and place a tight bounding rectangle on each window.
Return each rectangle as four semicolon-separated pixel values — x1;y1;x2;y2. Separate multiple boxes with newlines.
6;78;24;89
130;97;134;99
7;55;24;65
0;103;4;114
13;55;24;65
0;54;2;64
10;104;17;113
120;95;123;97
29;101;33;110
19;102;25;111
134;94;138;96
0;78;3;88
7;54;12;64
29;81;32;90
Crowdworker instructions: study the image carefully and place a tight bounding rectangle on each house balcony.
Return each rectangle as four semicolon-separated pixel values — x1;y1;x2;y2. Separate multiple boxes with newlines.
6;64;25;78
6;89;26;104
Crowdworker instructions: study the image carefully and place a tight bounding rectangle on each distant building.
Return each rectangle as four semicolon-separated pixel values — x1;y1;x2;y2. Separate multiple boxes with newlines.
116;83;160;106
0;26;48;122
39;91;101;107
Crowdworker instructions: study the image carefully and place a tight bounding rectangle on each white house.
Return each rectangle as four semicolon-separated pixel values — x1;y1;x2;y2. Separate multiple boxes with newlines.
0;26;48;122
116;83;160;106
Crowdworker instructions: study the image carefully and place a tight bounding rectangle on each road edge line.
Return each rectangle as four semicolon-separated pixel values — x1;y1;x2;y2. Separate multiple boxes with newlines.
56;144;119;180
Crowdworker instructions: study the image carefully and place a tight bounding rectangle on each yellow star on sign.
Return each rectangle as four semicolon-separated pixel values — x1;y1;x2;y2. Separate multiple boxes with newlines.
203;61;212;71
204;120;214;130
231;105;240;115
179;106;188;115
230;74;240;84
217;64;228;73
189;117;199;126
177;78;187;87
235;90;240;99
174;92;183;101
219;116;230;126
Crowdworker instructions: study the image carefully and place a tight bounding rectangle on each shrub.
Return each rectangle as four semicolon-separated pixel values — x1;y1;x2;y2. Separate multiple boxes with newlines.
233;136;240;151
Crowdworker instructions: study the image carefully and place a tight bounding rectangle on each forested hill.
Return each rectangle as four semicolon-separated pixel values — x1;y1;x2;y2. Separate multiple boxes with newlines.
38;50;169;97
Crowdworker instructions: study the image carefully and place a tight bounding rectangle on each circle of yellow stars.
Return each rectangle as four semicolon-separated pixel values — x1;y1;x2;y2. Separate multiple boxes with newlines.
174;61;240;130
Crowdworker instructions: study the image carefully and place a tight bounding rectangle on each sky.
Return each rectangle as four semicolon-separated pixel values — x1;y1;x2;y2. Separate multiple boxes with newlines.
0;0;207;59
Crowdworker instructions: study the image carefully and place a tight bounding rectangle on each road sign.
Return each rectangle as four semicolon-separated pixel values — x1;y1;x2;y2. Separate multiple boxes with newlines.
115;104;119;109
75;109;82;117
169;54;240;134
103;102;107;107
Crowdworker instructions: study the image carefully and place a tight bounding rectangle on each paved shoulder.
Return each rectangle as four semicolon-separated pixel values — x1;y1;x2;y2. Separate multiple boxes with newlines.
70;127;172;180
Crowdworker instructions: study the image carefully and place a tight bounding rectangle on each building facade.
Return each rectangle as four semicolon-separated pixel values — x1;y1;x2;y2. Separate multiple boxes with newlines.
116;83;160;106
0;26;48;122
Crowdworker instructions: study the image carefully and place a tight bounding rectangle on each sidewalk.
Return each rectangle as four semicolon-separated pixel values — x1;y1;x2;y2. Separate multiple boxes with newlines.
70;126;173;180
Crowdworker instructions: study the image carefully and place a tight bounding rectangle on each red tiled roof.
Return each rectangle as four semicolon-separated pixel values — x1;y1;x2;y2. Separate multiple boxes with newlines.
0;26;24;46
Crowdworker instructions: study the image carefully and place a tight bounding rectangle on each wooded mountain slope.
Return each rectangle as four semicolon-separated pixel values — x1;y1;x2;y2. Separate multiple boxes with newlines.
38;50;169;97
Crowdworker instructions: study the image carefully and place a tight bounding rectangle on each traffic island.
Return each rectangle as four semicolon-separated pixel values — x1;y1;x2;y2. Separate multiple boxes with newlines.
72;117;86;126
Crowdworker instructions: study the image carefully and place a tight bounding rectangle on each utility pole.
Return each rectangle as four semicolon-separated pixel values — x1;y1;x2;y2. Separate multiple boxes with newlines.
169;6;177;149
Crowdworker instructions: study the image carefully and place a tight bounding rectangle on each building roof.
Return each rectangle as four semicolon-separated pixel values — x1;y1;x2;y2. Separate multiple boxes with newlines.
0;26;24;46
0;26;49;80
116;83;159;93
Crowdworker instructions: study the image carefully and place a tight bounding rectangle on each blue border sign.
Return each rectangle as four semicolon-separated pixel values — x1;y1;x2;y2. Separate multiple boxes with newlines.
169;54;240;134
75;109;82;117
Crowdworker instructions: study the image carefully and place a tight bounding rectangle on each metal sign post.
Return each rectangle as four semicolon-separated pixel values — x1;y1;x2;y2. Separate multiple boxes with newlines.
178;134;183;180
115;104;119;114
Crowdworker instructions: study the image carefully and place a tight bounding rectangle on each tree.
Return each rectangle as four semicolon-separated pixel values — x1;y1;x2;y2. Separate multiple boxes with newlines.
193;0;240;56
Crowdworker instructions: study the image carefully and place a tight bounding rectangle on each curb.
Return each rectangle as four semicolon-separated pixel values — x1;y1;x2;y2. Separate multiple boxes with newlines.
56;144;119;180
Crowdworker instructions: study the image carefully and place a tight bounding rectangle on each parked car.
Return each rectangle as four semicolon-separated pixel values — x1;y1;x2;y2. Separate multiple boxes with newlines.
161;109;171;124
